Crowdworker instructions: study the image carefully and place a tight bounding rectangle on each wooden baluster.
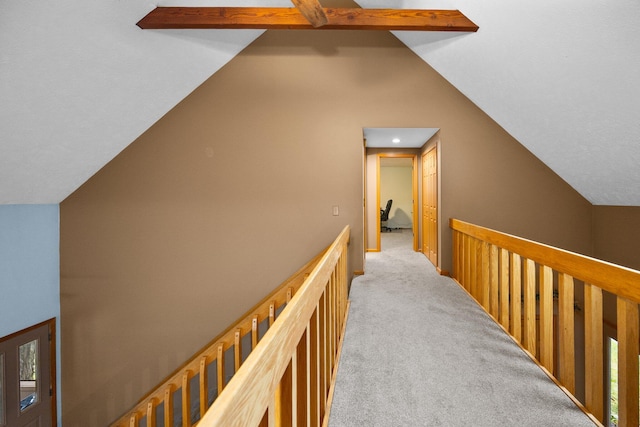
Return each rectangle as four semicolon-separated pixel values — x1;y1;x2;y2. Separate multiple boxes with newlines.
490;244;499;320
468;237;475;295
335;268;340;354
466;234;473;291
129;413;137;427
456;233;462;285
217;345;225;394
334;263;340;332
510;253;522;343
252;315;259;349
308;309;320;427
335;268;339;344
456;231;462;281
164;385;173;427
292;348;299;427
324;285;330;399
328;274;334;377
558;273;575;395
481;241;490;311
451;230;458;280
181;371;191;427
235;329;242;371
584;283;604;422
539;265;554;374
458;232;464;286
327;273;335;374
269;395;276;427
199;356;208;420
523;258;536;356
499;248;510;331
318;293;326;420
338;257;343;322
450;230;456;279
464;235;472;292
275;360;293;427
335;269;340;354
472;238;480;299
464;234;471;291
147;399;157;427
334;270;342;352
617;297;639;427
341;250;348;312
296;329;308;427
343;248;348;293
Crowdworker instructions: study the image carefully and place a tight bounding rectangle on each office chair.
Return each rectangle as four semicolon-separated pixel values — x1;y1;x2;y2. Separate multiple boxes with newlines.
380;199;393;232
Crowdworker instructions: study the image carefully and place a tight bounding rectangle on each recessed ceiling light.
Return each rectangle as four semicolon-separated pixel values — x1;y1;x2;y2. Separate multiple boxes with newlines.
392;138;400;143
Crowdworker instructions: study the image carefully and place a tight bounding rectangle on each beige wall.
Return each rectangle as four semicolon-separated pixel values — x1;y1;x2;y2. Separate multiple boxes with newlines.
60;28;594;425
593;206;640;271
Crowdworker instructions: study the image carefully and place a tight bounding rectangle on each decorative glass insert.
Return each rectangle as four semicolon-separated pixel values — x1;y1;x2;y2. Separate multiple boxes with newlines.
19;339;38;412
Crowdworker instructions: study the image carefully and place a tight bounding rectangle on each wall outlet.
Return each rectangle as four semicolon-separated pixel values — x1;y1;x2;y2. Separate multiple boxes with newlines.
332;206;339;216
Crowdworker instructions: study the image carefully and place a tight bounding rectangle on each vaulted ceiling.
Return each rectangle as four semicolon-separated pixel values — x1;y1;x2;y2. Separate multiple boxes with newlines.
1;0;639;205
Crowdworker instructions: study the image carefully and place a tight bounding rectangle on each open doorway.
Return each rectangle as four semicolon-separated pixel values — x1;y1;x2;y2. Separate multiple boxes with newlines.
364;127;439;256
377;154;418;251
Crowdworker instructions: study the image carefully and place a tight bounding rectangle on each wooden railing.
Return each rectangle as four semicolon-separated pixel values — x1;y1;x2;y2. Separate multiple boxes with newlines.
451;219;640;427
112;225;350;427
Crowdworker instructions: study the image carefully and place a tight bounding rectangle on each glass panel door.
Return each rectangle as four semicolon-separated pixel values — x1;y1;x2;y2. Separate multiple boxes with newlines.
0;319;54;427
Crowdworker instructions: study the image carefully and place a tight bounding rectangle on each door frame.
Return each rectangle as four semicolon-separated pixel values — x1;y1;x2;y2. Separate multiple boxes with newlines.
376;153;419;252
0;318;56;427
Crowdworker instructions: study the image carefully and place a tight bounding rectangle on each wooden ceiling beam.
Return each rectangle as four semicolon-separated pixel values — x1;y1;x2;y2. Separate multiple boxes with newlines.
290;0;328;28
136;7;479;32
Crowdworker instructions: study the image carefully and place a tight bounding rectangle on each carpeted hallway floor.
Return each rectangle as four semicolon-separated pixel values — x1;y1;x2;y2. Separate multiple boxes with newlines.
328;229;596;427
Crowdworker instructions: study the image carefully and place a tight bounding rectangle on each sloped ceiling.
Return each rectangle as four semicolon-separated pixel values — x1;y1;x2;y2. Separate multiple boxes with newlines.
1;0;639;205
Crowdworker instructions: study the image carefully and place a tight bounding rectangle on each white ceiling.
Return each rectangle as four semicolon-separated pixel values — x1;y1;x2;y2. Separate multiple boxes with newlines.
1;0;640;205
364;128;439;148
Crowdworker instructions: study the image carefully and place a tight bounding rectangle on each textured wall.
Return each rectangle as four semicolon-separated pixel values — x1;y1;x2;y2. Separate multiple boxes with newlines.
60;29;593;426
593;206;640;271
0;205;59;337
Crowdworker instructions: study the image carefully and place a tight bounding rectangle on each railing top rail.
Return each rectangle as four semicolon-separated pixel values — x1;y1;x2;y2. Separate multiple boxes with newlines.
198;225;350;427
450;218;640;304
